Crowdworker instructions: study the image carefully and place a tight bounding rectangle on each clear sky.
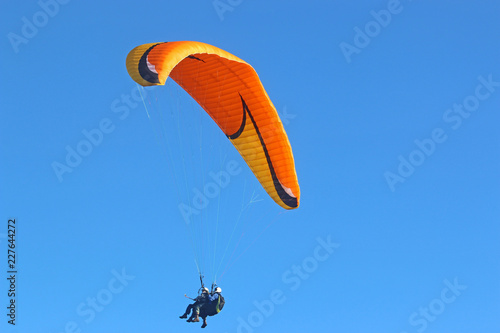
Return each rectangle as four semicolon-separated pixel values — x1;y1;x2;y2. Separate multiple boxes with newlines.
1;1;499;332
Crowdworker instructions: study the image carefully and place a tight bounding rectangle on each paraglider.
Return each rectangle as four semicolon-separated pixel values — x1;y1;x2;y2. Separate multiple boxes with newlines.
181;285;224;328
126;41;299;326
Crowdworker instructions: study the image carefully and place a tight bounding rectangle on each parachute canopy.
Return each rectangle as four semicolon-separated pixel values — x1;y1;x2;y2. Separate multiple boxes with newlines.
126;41;300;209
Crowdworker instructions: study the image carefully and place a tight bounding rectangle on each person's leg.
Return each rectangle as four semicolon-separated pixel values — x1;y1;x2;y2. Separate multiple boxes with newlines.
180;304;193;319
188;303;201;322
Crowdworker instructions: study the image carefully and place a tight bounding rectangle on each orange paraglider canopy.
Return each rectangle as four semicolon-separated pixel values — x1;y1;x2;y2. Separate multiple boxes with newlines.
126;41;300;209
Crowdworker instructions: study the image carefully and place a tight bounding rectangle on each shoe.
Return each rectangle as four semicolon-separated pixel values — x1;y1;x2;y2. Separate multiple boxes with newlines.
187;314;199;323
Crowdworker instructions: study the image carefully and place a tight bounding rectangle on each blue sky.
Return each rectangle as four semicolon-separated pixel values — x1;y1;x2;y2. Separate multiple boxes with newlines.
1;1;499;332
